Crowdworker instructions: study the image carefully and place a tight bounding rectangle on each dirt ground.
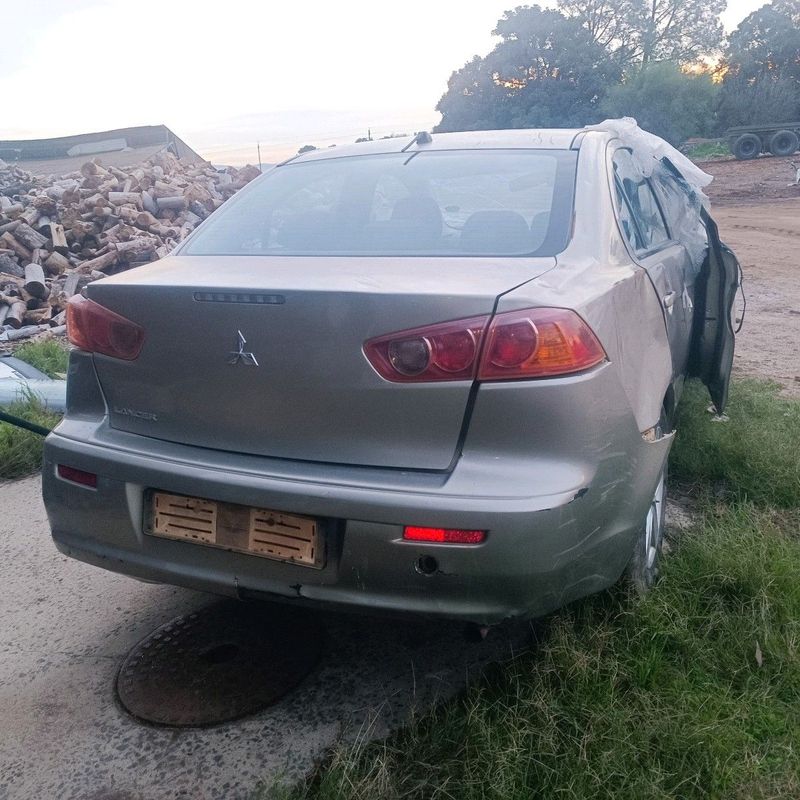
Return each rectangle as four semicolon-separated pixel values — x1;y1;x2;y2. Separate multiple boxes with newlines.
702;156;800;206
698;157;800;397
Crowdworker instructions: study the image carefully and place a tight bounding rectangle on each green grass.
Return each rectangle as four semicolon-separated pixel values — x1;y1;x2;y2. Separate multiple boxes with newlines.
0;340;67;479
0;393;60;480
685;141;730;160
274;504;800;800
12;339;69;378
671;379;800;508
265;379;800;800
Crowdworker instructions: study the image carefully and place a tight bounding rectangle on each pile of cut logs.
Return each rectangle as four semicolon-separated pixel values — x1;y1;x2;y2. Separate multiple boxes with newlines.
0;151;261;343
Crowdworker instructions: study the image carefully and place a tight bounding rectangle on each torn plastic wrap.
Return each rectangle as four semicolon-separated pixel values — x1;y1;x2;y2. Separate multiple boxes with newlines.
586;117;712;192
586;117;711;269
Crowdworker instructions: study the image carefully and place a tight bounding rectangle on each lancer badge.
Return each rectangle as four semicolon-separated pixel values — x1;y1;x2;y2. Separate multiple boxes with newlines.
228;330;259;366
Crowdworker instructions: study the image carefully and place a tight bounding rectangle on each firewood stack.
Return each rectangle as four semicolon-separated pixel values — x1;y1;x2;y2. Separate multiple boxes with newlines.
0;151;261;343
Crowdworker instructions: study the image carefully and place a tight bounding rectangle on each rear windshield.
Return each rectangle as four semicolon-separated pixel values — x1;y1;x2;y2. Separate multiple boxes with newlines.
183;149;577;258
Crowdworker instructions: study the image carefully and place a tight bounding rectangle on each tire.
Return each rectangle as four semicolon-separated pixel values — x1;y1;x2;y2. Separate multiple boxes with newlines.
732;133;762;160
769;129;799;157
625;463;667;594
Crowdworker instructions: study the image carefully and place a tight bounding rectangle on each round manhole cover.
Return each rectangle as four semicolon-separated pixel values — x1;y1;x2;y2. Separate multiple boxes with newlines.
117;601;323;726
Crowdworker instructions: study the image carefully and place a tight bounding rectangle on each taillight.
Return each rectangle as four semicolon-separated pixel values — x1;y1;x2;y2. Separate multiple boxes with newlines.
364;308;605;382
363;315;488;382
479;308;606;380
403;526;486;544
66;295;145;360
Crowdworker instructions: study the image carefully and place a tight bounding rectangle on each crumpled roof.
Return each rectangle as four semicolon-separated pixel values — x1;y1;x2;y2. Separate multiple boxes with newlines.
586;117;713;194
586;117;711;267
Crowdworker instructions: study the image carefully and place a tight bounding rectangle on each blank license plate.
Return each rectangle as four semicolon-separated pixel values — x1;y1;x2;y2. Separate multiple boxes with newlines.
147;492;322;568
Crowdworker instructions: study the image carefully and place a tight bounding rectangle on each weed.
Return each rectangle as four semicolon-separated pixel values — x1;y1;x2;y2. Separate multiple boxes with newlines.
0;393;60;480
671;379;800;507
12;339;69;379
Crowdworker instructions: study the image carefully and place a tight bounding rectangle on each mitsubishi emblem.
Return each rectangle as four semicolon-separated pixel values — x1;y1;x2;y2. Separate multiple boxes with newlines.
228;330;259;366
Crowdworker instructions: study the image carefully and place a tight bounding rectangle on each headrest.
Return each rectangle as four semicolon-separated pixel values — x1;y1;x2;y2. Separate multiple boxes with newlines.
391;195;443;235
460;210;532;254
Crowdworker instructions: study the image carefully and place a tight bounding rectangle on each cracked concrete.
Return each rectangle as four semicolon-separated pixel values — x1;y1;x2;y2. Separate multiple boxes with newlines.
0;475;531;800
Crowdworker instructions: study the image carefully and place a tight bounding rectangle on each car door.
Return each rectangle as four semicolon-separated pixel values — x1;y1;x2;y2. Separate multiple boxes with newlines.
651;158;740;414
611;148;694;378
688;211;739;414
649;160;705;362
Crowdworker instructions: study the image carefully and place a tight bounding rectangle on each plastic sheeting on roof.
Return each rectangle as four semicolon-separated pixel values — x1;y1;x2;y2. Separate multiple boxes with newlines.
586;117;713;194
587;117;711;268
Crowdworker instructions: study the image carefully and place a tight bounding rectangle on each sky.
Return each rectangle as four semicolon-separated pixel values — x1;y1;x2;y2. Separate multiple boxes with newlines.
0;0;769;165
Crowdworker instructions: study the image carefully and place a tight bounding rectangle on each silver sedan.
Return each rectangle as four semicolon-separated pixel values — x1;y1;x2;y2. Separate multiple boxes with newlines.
42;128;738;625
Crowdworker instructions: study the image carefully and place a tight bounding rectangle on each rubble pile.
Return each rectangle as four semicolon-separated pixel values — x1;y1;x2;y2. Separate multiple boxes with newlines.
0;152;261;343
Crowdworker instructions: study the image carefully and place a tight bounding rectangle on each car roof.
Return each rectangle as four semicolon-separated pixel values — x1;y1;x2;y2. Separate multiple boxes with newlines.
289;128;598;164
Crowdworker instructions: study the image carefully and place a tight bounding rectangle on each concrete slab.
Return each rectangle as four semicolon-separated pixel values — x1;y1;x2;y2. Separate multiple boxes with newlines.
0;476;530;800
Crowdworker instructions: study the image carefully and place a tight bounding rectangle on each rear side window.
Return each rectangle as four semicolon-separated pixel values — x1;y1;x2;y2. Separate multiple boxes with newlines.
613;181;644;251
183;150;578;258
612;150;670;254
651;161;708;272
651;166;693;230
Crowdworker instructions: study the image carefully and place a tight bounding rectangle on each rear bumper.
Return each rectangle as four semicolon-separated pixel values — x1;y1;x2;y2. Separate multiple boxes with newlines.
42;409;671;626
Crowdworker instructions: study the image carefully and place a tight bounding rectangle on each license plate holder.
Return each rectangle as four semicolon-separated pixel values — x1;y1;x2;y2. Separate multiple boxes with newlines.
146;491;323;568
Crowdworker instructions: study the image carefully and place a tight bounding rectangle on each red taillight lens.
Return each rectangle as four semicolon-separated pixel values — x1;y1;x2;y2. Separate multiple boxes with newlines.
479;308;606;380
57;464;98;488
487;319;538;368
66;295;145;360
403;526;486;544
434;329;479;373
364;308;605;383
364;315;488;382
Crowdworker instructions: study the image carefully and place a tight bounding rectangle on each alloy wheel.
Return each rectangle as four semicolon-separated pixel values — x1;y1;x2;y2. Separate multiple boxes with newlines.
643;470;666;573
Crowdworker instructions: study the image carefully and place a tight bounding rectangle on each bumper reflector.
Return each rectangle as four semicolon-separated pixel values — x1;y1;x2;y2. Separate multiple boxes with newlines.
403;526;486;544
57;464;98;488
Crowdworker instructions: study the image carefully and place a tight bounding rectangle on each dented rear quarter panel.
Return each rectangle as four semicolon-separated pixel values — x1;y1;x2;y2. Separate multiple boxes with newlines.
497;131;673;434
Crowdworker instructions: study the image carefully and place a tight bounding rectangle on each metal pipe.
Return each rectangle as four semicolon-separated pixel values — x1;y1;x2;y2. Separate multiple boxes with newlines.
0;408;52;437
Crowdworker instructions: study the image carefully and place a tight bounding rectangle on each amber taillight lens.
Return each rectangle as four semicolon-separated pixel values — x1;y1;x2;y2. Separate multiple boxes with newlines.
364;308;605;382
66;295;145;360
478;308;606;380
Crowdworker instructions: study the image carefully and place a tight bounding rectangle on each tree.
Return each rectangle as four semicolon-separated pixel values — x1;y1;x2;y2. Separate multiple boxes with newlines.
558;0;726;65
724;0;800;82
716;1;800;131
716;74;800;130
600;62;717;144
557;0;640;62
297;145;317;154
436;55;514;132
435;6;620;132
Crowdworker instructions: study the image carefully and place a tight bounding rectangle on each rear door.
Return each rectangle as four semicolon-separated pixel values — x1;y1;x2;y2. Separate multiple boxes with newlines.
612;149;693;375
687;211;739;413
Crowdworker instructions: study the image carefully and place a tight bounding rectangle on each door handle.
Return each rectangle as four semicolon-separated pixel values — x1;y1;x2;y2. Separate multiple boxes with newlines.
663;291;676;309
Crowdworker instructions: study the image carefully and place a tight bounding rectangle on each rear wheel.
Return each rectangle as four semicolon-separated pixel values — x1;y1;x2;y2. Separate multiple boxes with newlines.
769;129;799;157
732;133;762;160
625;463;667;594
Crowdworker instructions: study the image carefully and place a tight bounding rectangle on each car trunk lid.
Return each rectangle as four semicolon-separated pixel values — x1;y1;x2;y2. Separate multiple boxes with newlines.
87;255;554;470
